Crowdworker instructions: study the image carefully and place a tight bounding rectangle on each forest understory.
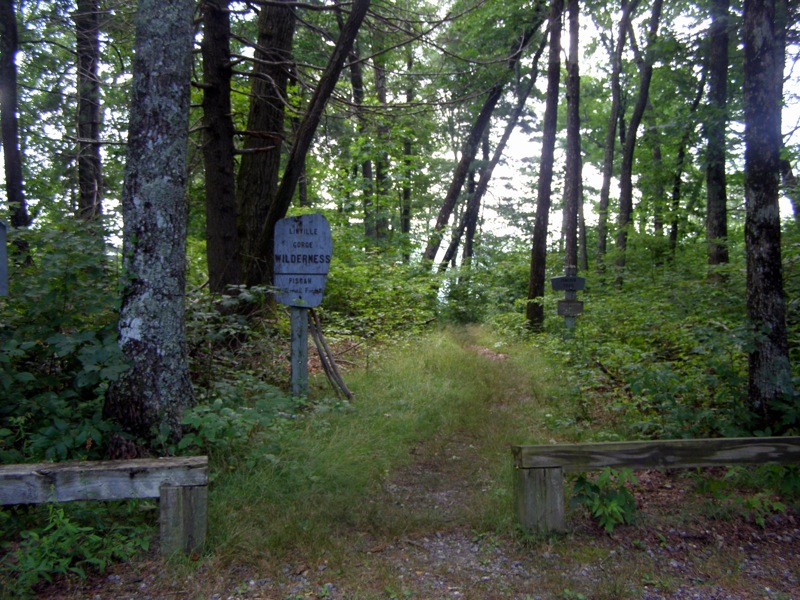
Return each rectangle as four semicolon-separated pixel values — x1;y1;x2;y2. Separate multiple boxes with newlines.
36;339;800;600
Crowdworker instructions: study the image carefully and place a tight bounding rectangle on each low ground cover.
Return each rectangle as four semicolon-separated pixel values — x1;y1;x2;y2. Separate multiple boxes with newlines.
23;326;800;600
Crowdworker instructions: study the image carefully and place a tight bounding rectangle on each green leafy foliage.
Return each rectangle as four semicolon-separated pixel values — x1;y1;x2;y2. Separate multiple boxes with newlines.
0;222;127;462
322;237;438;340
571;468;639;533
174;380;295;464
0;503;151;597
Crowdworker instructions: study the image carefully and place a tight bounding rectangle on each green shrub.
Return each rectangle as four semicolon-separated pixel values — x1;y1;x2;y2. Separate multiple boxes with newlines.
0;504;151;597
570;468;638;533
0;223;126;462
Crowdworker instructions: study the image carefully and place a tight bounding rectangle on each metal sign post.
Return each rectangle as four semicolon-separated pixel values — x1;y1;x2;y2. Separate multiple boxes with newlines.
551;267;584;336
274;214;333;397
0;221;8;297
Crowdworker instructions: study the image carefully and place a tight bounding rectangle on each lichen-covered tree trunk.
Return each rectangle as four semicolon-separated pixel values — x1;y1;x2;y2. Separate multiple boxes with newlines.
743;0;793;431
201;0;240;292
104;0;195;450
74;0;103;220
526;0;562;330
0;0;30;228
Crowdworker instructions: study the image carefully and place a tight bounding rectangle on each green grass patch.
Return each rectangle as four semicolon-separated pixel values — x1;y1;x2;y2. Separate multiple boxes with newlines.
203;326;569;567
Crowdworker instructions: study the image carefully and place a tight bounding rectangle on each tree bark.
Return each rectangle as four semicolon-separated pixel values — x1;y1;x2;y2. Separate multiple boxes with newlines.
563;0;581;272
0;0;30;228
73;0;103;220
526;0;563;330
705;0;730;270
743;0;793;431
104;0;196;447
373;31;390;243
237;0;296;286
342;32;376;241
201;0;240;292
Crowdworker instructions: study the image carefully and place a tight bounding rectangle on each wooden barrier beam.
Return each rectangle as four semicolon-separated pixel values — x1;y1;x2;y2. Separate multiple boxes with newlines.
513;437;800;472
0;456;208;555
512;437;800;534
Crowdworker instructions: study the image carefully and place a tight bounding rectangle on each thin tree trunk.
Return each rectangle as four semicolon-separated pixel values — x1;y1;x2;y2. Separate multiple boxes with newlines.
526;0;563;330
743;0;793;430
373;33;390;243
706;0;730;271
614;0;662;279
669;73;705;256
0;0;30;228
74;0;103;220
437;44;545;274
596;0;639;268
401;50;415;263
343;34;376;241
104;0;195;449
422;18;543;263
201;0;240;292
563;0;581;272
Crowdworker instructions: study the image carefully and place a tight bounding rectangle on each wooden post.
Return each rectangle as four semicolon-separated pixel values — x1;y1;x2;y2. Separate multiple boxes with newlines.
514;466;565;534
159;484;208;556
291;305;309;397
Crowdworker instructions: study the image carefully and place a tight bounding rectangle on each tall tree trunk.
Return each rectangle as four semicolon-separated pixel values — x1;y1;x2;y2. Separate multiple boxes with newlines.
237;0;296;286
422;18;543;263
462;136;490;265
74;0;103;220
743;0;793;431
526;0;563;330
614;0;662;278
563;0;581;272
256;0;371;284
104;0;195;449
373;33;390;243
706;0;730;271
343;34;376;241
596;0;639;268
400;51;415;263
201;0;240;292
0;0;30;228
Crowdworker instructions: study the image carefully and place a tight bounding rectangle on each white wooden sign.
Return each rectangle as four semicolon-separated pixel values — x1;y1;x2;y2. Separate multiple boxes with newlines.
274;214;332;308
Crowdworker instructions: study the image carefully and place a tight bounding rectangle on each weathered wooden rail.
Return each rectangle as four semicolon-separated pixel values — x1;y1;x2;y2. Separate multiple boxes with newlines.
512;437;800;534
0;456;208;555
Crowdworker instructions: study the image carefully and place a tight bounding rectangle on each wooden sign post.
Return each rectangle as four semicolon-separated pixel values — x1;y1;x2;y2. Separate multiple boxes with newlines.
551;267;584;336
274;214;332;397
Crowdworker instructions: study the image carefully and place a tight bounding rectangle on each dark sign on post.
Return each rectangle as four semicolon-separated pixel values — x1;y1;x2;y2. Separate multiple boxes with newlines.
0;220;7;297
551;275;585;292
274;214;332;308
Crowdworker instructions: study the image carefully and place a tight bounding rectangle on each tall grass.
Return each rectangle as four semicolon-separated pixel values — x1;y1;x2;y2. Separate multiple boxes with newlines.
203;326;568;568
